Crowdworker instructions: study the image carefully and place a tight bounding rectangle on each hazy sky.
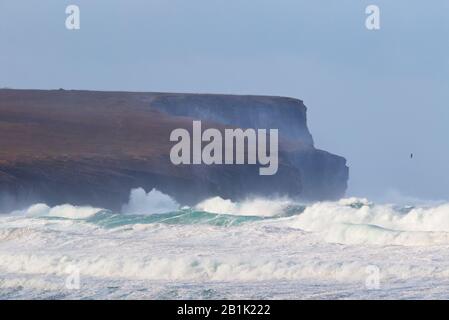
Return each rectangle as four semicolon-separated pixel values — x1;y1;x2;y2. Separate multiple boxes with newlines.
1;0;448;201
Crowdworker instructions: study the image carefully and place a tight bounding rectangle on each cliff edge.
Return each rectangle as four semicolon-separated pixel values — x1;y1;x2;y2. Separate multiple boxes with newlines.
0;89;348;211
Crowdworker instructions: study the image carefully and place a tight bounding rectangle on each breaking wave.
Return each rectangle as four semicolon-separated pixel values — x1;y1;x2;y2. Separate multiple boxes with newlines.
2;189;449;298
2;189;449;246
17;203;103;219
195;196;295;217
121;188;180;215
280;197;449;246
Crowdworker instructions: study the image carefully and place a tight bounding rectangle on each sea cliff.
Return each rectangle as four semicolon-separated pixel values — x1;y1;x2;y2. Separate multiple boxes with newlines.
0;89;348;211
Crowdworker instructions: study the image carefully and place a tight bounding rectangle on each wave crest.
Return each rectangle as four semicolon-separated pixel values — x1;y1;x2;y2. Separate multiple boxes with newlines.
195;196;294;216
286;198;449;245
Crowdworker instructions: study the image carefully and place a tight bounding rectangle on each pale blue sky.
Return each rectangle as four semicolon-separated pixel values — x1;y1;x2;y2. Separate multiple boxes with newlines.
1;0;448;201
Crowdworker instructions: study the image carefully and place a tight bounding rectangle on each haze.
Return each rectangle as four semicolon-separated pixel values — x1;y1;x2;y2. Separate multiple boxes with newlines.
1;0;448;201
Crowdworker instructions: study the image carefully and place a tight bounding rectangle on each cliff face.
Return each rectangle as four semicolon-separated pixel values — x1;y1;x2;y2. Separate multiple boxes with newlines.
0;89;348;211
149;93;314;146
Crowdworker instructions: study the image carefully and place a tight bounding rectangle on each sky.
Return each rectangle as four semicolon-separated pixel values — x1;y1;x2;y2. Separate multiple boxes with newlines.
1;0;448;201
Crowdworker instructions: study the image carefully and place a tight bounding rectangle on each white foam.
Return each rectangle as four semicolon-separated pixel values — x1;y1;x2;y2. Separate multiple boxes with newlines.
286;198;449;245
121;188;180;215
23;203;102;219
0;252;385;282
195;196;292;216
2;193;449;298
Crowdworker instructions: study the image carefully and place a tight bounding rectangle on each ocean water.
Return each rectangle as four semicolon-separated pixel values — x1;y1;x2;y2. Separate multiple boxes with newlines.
1;189;449;299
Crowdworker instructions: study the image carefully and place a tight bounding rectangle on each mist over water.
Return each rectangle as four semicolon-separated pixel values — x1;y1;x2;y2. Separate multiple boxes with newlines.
121;188;180;215
2;188;449;299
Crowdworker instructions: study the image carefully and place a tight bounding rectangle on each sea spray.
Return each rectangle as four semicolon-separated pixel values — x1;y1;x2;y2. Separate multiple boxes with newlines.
195;196;294;217
121;188;180;215
2;190;449;298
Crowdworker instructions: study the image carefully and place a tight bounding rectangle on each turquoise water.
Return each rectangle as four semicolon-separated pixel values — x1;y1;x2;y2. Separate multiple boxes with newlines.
2;197;449;299
87;209;264;228
38;204;307;229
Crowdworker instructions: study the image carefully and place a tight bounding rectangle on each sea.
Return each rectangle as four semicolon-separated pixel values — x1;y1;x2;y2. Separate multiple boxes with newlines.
1;188;449;299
